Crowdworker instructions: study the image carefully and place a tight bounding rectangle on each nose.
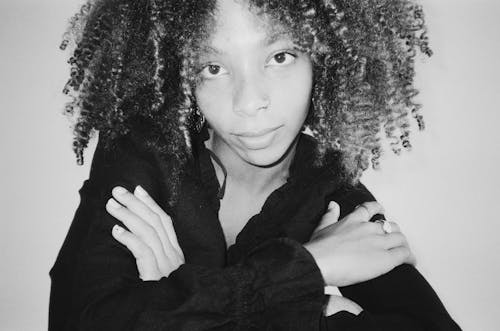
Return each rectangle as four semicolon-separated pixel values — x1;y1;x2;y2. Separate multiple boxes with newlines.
233;73;270;117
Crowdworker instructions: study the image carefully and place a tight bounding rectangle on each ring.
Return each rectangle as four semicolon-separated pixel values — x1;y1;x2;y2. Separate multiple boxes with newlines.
376;219;392;234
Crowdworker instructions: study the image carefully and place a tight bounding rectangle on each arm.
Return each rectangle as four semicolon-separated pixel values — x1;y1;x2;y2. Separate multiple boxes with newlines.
320;184;461;330
76;221;324;330
49;137;325;331
323;265;460;331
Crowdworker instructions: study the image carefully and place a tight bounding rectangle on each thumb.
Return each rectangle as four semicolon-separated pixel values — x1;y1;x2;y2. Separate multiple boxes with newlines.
324;294;363;316
314;201;341;234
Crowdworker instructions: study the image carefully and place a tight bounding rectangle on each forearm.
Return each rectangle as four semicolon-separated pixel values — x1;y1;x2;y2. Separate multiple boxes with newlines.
71;234;325;331
319;264;461;331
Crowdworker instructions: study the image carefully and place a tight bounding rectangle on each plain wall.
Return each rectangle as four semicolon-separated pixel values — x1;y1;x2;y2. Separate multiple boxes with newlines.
1;0;499;330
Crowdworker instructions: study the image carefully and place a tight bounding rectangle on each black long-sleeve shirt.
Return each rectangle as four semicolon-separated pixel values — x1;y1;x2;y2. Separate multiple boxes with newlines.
49;130;461;330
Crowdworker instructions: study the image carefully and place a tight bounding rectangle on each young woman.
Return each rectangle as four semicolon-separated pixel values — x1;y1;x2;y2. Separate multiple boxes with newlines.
49;0;461;330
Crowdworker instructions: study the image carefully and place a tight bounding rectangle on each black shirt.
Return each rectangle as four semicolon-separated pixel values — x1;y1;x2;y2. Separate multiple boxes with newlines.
49;130;461;330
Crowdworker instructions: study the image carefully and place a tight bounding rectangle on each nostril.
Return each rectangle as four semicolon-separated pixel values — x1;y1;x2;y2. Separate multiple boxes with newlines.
235;101;269;117
234;95;270;116
233;77;270;116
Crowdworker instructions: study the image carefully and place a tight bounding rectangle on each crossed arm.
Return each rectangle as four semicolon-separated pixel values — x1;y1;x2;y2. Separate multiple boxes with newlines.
106;185;412;316
49;140;460;330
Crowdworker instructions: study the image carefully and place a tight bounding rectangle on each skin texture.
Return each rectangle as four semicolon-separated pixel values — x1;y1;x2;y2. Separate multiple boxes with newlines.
305;201;415;287
107;185;184;281
194;0;313;171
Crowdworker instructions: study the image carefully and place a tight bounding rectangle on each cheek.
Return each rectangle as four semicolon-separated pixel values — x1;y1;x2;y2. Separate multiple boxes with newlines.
271;66;313;123
194;83;232;129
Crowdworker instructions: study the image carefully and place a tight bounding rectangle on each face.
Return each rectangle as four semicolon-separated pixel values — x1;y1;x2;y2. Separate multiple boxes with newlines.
194;0;313;167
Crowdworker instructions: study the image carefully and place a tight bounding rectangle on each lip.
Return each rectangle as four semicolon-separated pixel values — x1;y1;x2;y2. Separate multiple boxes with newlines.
234;125;283;138
233;125;283;150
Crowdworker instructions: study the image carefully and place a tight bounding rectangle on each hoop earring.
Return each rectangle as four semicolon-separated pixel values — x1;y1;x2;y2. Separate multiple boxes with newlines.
192;104;205;133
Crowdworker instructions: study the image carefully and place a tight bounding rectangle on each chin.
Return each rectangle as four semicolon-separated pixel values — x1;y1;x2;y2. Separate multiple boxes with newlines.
241;140;294;168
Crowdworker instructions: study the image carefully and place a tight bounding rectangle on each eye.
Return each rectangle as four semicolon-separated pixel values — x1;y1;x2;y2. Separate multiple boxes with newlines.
268;52;297;66
199;64;228;79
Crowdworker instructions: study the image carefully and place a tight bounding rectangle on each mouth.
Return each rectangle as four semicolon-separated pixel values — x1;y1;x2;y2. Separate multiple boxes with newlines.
234;125;283;138
233;125;283;150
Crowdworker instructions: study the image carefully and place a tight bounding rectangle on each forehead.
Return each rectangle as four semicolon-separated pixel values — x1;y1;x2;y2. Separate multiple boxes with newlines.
206;0;289;47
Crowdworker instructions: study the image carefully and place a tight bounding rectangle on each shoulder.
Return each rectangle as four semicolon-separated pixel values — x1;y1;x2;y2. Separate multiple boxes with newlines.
328;182;377;219
82;133;170;210
290;134;378;219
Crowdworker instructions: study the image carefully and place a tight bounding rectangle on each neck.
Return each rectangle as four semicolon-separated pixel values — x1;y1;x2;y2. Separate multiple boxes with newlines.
205;130;298;195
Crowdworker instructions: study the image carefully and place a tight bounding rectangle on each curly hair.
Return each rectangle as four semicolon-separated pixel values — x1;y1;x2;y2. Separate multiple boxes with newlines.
61;0;431;203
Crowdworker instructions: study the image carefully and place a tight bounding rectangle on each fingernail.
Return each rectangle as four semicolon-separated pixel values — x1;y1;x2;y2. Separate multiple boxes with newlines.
134;185;148;197
113;225;124;235
107;198;121;209
112;186;127;196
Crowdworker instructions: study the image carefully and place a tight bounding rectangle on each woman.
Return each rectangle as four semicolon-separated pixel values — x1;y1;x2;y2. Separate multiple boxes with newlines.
49;0;460;329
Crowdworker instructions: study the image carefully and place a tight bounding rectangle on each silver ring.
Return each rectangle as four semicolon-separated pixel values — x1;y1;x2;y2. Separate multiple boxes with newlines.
376;220;392;234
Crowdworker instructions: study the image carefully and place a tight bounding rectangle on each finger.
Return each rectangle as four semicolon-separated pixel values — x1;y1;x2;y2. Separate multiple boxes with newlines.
407;251;417;266
388;221;401;233
324;295;363;317
134;187;183;264
106;197;173;273
112;186;181;263
112;225;162;281
388;246;416;267
346;201;385;223
369;221;401;235
376;232;408;249
384;227;416;266
315;201;341;233
359;222;384;235
134;185;183;258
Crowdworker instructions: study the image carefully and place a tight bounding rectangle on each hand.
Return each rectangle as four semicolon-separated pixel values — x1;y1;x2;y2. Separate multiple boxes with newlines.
305;201;415;287
105;185;184;281
324;295;363;317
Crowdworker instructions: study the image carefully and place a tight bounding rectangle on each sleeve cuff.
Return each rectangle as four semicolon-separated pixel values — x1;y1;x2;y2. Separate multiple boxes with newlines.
242;237;326;312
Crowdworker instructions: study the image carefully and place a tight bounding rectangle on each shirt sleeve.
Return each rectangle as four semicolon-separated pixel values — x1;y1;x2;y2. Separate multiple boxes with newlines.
49;136;326;331
320;184;461;331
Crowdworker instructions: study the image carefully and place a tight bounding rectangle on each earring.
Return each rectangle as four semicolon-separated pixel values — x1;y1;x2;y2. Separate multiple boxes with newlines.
192;104;205;133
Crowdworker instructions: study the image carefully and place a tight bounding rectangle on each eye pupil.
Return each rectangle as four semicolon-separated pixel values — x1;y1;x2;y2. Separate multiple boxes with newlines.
274;53;286;63
208;65;220;75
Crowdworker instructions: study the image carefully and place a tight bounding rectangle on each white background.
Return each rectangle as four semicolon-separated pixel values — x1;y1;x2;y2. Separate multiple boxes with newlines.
1;0;499;329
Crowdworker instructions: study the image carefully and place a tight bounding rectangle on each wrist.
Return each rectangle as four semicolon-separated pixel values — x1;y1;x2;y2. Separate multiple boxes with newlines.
303;242;330;286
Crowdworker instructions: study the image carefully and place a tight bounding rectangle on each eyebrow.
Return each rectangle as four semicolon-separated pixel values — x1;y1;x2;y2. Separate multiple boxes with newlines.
263;30;290;46
198;31;293;56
